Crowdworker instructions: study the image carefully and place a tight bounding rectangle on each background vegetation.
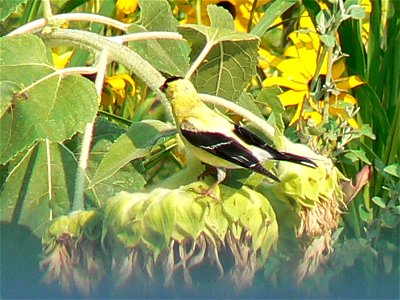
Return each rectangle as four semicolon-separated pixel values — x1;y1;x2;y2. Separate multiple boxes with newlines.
0;0;398;298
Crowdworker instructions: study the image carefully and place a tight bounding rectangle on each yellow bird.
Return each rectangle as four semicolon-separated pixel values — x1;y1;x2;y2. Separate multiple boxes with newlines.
160;77;317;196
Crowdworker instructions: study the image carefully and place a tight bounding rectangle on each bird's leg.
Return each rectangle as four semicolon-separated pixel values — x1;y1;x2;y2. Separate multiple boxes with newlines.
197;164;217;180
191;168;226;202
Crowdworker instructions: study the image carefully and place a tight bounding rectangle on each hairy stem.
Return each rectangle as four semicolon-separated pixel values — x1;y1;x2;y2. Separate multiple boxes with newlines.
8;13;130;36
39;28;172;119
72;51;108;211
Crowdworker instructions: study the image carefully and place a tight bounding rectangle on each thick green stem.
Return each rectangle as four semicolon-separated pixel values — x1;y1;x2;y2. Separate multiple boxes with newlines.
39;28;172;119
72;51;108;211
42;0;53;21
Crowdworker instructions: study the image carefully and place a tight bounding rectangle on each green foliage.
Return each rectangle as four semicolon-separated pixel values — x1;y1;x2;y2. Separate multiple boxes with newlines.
0;0;399;298
0;0;27;20
0;141;75;236
128;0;190;76
0;34;98;164
179;6;259;101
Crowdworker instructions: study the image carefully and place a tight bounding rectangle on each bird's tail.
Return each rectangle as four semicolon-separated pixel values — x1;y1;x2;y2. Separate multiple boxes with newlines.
277;151;318;168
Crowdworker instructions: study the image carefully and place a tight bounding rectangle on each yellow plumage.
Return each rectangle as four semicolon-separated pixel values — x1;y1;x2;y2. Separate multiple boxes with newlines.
160;77;317;197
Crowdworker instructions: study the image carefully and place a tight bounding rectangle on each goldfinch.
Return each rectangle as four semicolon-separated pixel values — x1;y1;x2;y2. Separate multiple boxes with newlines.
160;77;317;196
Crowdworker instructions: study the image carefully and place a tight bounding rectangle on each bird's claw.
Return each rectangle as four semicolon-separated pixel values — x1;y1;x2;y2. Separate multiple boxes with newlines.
188;186;220;203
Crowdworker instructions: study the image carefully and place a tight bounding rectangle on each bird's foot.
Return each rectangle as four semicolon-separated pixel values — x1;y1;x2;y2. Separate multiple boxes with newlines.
189;185;220;203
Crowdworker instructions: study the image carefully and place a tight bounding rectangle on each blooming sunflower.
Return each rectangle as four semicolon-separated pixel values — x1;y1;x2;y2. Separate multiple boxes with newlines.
115;0;139;22
102;74;136;107
175;0;269;32
263;30;364;127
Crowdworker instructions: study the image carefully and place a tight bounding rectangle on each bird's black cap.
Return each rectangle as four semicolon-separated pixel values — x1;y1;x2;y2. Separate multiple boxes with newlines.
159;76;183;92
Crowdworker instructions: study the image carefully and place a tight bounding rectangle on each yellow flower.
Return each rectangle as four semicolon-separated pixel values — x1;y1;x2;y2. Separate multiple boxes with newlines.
116;0;138;22
176;0;269;32
360;0;372;44
263;31;364;127
51;49;73;69
102;74;136;107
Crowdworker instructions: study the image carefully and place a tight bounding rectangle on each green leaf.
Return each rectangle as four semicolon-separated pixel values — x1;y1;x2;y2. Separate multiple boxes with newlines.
371;196;386;208
207;5;235;30
358;204;373;223
251;0;298;37
344;149;371;164
358;124;376;140
315;9;332;32
319;34;336;48
383;163;400;178
85;135;146;208
128;0;190;76
382;210;400;228
57;0;90;14
256;86;285;131
89;120;172;188
179;25;259;101
0;0;27;20
0;34;98;164
346;4;366;20
236;92;264;119
355;84;390;149
0;141;76;237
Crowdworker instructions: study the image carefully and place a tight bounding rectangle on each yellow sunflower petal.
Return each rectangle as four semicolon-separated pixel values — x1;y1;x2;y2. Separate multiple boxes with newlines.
106;77;126;90
303;111;323;124
52;50;73;69
263;76;307;91
278;89;306;107
332;60;346;79
348;118;359;128
339;93;358;105
277;58;311;83
289;101;304;126
299;11;315;31
336;75;364;90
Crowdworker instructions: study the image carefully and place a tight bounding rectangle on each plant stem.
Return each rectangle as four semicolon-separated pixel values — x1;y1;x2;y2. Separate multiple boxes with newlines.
42;0;53;21
39;28;172;119
323;46;334;123
196;0;203;25
8;13;130;36
247;0;258;32
107;32;183;44
45;139;53;220
72;50;108;211
185;39;214;79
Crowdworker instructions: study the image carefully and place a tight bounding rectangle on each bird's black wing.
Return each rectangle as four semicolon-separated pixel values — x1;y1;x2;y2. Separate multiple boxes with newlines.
233;124;317;168
180;128;280;181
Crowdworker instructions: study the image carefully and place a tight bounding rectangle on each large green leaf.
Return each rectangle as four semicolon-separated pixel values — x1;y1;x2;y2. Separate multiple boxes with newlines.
251;0;298;37
0;141;76;237
89;120;173;189
0;0;27;20
85;131;146;207
127;0;190;76
208;5;235;30
0;34;98;164
179;23;259;101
